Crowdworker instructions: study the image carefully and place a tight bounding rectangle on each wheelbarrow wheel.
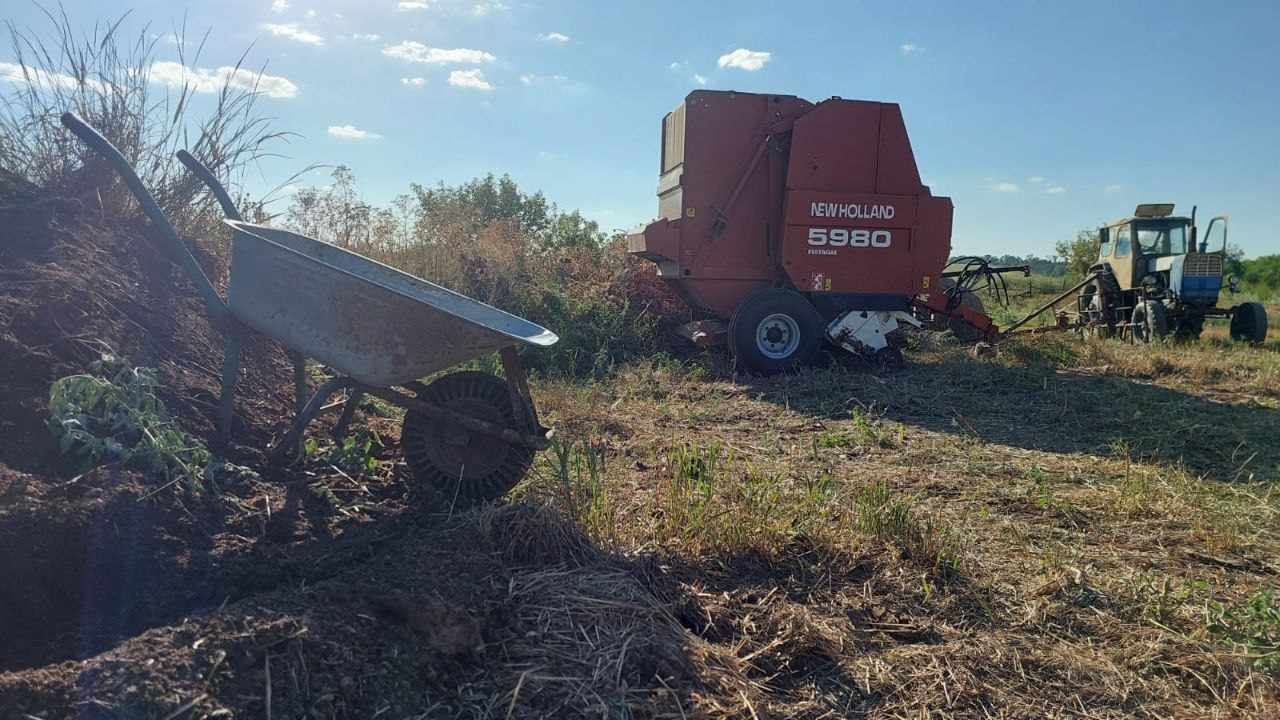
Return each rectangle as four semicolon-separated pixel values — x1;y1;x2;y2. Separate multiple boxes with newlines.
401;371;534;507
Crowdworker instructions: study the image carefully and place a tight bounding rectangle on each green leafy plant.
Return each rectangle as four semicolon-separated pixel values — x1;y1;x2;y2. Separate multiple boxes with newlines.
47;354;252;491
307;428;384;477
1206;589;1280;673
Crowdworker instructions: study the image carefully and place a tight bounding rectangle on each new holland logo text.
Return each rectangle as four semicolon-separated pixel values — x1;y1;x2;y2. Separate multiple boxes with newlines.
810;202;896;220
807;228;892;251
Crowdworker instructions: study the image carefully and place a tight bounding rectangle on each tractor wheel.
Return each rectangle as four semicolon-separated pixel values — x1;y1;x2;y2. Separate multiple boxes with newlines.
729;288;825;373
935;277;987;341
1131;300;1169;344
401;371;534;507
1079;272;1121;339
1230;302;1269;344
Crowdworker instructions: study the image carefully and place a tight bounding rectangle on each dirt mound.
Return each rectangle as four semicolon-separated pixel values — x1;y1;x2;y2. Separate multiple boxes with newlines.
0;464;236;671
0;177;292;473
0;502;745;719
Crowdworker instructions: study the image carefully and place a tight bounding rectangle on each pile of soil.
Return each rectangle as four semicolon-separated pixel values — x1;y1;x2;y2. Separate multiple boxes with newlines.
0;168;292;474
0;172;298;671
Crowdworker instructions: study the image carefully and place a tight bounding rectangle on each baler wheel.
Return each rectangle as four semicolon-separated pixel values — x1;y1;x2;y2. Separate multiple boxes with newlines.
401;371;534;507
729;288;824;373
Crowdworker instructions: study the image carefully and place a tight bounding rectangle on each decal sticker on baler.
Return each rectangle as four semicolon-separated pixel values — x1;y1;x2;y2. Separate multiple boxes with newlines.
806;227;892;253
809;202;896;220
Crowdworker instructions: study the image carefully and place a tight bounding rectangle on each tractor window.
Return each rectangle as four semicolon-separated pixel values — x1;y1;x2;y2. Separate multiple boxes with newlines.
1136;224;1188;256
1098;229;1112;258
1114;225;1131;258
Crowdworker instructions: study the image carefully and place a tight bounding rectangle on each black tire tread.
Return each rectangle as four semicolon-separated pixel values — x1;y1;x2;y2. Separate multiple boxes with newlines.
400;371;534;506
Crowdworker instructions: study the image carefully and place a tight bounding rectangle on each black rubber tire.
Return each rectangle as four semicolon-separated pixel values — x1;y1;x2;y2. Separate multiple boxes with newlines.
1230;302;1269;344
401;371;534;507
1131;300;1169;344
1079;272;1122;339
729;288;825;373
935;277;986;341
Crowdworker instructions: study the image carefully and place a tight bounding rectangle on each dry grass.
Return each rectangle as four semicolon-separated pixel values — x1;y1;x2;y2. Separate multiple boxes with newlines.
523;326;1280;717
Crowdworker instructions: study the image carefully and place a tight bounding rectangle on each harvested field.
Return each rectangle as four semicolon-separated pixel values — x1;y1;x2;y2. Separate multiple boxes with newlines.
2;146;1279;720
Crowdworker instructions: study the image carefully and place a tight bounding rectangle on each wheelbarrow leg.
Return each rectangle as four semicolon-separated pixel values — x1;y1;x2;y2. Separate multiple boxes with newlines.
332;390;364;439
217;331;242;441
499;346;540;432
269;377;352;464
289;351;308;414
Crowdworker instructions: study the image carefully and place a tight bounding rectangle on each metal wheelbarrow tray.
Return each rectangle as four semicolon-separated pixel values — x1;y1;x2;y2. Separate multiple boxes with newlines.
61;112;559;505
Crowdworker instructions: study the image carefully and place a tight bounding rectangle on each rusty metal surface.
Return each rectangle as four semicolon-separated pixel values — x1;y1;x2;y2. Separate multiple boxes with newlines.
224;220;557;387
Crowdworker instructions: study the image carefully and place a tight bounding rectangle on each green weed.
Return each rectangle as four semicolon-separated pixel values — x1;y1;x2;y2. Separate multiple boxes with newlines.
851;481;962;578
47;354;253;492
1206;589;1280;673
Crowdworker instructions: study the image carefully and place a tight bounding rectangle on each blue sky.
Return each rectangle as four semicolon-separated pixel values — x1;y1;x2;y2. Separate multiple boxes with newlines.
4;1;1279;257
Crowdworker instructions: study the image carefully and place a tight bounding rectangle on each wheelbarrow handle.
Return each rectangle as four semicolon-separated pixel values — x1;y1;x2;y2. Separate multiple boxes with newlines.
176;150;242;222
59;112;232;329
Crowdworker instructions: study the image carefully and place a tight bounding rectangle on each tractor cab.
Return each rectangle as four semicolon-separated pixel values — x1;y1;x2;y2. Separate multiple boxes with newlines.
1096;203;1226;305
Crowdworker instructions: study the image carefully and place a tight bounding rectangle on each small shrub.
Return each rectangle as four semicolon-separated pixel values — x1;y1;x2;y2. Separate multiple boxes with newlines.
47;353;251;491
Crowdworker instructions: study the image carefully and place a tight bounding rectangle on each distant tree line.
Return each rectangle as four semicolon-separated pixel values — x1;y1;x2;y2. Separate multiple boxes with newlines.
951;253;1068;277
284;167;608;255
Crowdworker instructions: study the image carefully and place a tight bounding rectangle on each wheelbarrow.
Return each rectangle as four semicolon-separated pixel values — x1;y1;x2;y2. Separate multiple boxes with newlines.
60;112;558;504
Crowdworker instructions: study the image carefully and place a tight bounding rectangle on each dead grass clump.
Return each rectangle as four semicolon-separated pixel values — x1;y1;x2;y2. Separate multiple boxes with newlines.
497;566;698;718
473;500;604;568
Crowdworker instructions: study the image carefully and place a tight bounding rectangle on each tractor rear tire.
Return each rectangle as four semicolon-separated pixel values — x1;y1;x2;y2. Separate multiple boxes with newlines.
729;288;825;373
936;277;987;341
1131;300;1169;344
1230;302;1268;344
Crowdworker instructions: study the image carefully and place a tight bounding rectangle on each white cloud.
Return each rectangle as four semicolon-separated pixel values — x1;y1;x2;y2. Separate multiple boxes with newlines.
305;9;317;18
537;150;558;160
539;32;570;44
401;76;425;87
994;182;1020;193
668;61;684;71
900;42;923;55
1;61;107;91
397;1;431;10
448;69;492;91
351;33;381;41
149;61;298;99
1104;184;1124;194
271;0;290;13
261;23;324;46
1046;185;1067;194
693;73;707;86
328;124;381;141
473;1;509;15
717;48;770;71
519;73;567;86
383;41;495;65
1028;176;1044;183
